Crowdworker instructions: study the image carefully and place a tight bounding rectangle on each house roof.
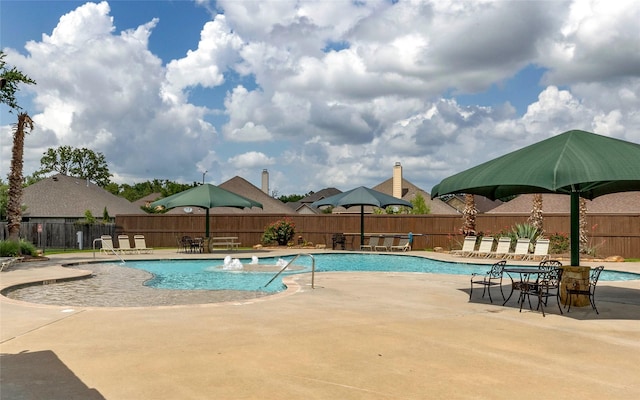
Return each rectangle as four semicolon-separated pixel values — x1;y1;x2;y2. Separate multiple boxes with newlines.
217;176;295;214
444;194;503;214
133;178;295;215
22;174;144;218
314;179;458;215
300;188;343;203
487;192;640;214
373;178;458;214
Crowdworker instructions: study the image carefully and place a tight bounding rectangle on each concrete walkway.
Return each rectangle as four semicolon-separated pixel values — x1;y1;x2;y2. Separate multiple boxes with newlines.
1;250;639;399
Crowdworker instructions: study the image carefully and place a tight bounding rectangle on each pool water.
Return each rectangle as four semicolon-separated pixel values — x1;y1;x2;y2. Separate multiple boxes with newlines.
125;253;640;293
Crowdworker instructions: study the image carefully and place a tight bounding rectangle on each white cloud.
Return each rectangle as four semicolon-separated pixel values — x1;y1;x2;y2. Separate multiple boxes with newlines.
228;151;275;169
2;0;639;195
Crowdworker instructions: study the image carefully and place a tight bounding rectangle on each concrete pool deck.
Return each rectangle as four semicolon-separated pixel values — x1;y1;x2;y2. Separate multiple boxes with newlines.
1;249;639;399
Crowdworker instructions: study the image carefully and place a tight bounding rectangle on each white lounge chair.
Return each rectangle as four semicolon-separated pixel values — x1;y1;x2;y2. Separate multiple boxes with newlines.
360;236;380;251
117;235;135;254
1;257;23;272
100;235;116;254
469;237;495;258
488;237;512;259
134;235;154;254
374;236;395;251
390;238;411;252
451;236;477;257
505;238;531;260
523;238;550;261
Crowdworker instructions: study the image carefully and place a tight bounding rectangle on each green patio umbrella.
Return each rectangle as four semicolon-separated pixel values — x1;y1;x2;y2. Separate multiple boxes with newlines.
150;184;263;238
311;186;413;246
431;129;640;266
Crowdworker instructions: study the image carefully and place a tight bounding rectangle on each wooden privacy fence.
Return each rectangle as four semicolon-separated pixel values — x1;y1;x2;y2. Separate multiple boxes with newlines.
116;213;640;259
1;222;116;250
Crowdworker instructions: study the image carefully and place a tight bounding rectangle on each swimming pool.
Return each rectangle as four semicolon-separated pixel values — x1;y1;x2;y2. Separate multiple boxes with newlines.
125;253;640;293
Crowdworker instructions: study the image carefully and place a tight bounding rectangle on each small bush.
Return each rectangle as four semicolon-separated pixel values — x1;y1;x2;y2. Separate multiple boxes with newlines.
261;218;296;245
0;239;38;257
549;232;569;254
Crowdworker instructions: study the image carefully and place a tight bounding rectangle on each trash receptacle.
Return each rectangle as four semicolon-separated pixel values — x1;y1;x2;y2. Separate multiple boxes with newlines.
76;231;83;250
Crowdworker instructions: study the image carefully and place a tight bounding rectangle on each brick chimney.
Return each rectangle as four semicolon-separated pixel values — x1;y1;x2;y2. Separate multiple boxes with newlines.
261;169;269;195
393;162;402;199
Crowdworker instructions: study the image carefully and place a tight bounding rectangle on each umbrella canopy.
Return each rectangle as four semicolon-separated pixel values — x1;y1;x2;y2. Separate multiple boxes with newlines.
150;184;263;237
431;130;640;265
311;186;413;245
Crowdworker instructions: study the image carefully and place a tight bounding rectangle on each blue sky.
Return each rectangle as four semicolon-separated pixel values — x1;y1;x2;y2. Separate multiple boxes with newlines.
2;0;639;196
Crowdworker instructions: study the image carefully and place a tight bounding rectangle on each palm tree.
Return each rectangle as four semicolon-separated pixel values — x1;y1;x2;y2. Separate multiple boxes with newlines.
528;193;544;234
579;197;588;253
7;114;34;241
461;194;477;236
1;51;36;245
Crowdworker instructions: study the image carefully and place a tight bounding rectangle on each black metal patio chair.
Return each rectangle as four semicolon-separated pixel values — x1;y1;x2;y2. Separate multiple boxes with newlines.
469;260;507;303
566;266;605;314
519;267;563;317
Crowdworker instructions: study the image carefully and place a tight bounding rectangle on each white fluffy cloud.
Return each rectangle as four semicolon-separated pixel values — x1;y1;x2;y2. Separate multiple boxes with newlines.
2;0;639;195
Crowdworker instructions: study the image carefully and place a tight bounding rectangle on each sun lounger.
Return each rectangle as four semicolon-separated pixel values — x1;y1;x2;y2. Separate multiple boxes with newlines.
117;235;135;254
374;236;395;251
360;236;380;251
523;238;550;261
133;235;153;254
1;257;23;272
100;235;117;254
469;237;495;257
390;238;411;252
451;236;477;257
488;237;512;259
505;238;531;260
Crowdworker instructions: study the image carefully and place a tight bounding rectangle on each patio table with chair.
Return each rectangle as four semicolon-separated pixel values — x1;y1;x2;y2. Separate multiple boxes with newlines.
502;266;547;306
502;266;565;317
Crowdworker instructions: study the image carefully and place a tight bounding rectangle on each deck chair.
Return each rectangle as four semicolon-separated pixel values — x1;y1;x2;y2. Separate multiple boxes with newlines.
1;257;23;272
390;238;411;252
451;236;477;257
488;237;512;259
360;236;379;251
523;238;550;261
133;235;153;254
100;235;116;254
469;237;495;257
117;235;135;254
374;236;395;251
505;238;531;260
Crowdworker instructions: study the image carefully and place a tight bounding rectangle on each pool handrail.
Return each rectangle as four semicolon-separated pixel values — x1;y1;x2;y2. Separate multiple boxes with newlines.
264;253;315;289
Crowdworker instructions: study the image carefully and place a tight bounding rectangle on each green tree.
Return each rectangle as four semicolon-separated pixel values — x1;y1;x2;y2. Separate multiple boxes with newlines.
0;179;8;221
35;146;112;187
1;51;36;113
278;192;311;203
409;192;430;214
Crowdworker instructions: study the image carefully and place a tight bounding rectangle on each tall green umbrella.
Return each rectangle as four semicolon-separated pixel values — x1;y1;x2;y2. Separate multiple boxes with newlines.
150;184;263;237
311;186;413;245
431;130;640;266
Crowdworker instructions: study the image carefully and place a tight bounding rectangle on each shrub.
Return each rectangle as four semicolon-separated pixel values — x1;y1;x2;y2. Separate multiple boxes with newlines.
261;218;296;245
549;232;569;254
0;239;37;257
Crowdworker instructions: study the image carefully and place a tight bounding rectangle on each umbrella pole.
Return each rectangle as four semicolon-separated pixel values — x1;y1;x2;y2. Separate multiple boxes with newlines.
360;205;365;247
205;208;210;238
570;192;580;266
